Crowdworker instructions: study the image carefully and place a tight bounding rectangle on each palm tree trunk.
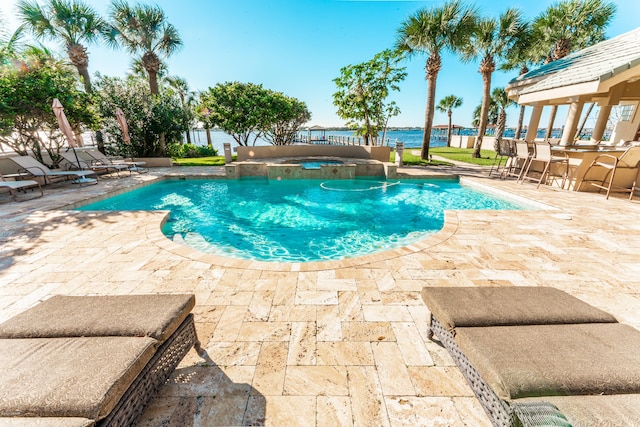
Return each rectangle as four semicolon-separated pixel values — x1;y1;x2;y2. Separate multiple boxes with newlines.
205;127;212;149
147;70;166;154
576;103;595;140
515;105;526;139
447;111;452;147
473;71;492;158
422;75;438;160
545;105;558;140
76;64;92;94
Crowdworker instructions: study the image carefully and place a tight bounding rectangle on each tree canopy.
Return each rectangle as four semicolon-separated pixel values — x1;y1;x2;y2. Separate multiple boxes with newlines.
0;49;95;166
198;81;310;146
333;49;405;145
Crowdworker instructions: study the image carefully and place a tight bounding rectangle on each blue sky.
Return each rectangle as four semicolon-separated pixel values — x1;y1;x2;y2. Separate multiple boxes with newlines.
2;0;639;128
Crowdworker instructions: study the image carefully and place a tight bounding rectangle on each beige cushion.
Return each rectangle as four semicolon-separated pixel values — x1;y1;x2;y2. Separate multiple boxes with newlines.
0;294;195;342
421;286;617;332
518;394;640;427
0;337;157;420
455;323;640;400
0;418;94;426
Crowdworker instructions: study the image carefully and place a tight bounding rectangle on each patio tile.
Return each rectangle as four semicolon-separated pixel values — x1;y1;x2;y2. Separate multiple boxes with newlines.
372;342;416;395
284;366;348;396
317;396;353;426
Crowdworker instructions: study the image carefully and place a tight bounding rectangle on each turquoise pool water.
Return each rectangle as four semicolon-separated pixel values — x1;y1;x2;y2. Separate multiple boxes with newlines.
78;178;527;262
293;160;343;169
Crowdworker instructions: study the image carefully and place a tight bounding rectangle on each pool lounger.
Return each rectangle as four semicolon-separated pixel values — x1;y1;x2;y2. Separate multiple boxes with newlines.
421;286;640;426
0;294;202;426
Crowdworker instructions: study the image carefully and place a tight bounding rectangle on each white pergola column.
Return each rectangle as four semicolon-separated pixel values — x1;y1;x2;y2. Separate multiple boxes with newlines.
591;105;613;142
560;102;584;146
525;106;543;142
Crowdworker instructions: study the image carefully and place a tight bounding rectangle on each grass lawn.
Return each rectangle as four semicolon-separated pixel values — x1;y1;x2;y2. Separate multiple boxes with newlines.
172;156;229;166
391;151;452;166
430;147;499;166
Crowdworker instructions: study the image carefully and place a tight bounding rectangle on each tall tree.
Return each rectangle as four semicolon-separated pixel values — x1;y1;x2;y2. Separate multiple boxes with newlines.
107;1;182;155
107;1;182;96
532;0;616;140
500;26;536;140
461;7;525;158
436;95;463;147
18;0;107;94
395;0;476;160
491;87;515;145
165;75;195;144
333;49;406;145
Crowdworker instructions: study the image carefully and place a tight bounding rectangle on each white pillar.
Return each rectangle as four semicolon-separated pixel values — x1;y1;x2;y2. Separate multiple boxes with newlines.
560;102;584;146
525;106;543;142
591;105;612;142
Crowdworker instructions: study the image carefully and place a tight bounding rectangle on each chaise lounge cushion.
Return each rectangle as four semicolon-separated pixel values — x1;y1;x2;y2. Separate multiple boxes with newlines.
421;286;617;332
0;336;157;420
455;323;640;401
0;294;195;342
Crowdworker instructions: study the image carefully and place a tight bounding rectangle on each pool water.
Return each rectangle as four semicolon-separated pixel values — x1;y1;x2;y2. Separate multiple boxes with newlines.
294;160;343;169
78;179;527;262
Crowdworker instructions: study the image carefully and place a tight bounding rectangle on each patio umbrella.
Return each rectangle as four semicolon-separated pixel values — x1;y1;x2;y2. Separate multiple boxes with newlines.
52;98;96;184
115;107;143;171
115;107;130;144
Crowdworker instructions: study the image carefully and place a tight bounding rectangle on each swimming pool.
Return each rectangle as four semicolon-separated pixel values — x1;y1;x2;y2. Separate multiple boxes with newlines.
78;178;529;262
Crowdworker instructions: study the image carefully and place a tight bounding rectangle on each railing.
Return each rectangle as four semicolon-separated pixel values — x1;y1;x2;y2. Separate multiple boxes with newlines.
295;134;393;146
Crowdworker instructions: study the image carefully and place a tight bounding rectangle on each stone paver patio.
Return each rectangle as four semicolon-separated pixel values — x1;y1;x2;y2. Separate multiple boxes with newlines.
1;164;639;426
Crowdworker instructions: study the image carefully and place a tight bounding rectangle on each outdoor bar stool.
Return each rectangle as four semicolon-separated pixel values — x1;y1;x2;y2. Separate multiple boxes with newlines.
521;141;569;189
489;138;513;177
501;139;531;181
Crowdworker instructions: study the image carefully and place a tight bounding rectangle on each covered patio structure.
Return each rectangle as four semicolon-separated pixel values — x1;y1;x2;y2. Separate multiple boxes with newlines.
507;27;640;146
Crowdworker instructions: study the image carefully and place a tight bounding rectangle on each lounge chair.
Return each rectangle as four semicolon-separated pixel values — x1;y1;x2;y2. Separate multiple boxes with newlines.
0;175;43;201
9;156;98;186
85;149;147;174
0;294;201;426
576;146;640;200
421;286;640;426
58;150;129;178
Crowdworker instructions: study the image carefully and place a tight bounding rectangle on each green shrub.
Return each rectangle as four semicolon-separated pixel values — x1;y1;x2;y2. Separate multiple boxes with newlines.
168;143;219;159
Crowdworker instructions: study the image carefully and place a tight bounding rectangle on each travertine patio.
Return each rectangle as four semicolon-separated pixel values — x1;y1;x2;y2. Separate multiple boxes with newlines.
1;164;639;426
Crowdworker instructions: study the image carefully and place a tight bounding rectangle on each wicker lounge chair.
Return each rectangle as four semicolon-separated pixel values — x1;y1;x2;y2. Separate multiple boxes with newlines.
0;294;201;426
421;286;640;426
8;156;97;186
0;175;43;201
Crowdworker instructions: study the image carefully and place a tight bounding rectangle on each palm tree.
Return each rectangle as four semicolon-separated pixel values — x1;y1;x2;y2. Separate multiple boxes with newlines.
532;0;616;139
500;26;537;140
107;1;182;96
491;87;515;145
395;0;477;160
461;7;525;158
436;95;463;147
18;0;107;94
165;75;196;145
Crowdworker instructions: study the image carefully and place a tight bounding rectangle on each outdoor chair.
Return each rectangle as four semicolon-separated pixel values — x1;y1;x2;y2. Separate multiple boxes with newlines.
0;294;202;426
489;138;513;177
8;156;98;186
501;139;531;181
0;175;43;201
86;149;148;174
421;286;640;426
58;150;129;178
576;145;640;200
520;141;569;189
